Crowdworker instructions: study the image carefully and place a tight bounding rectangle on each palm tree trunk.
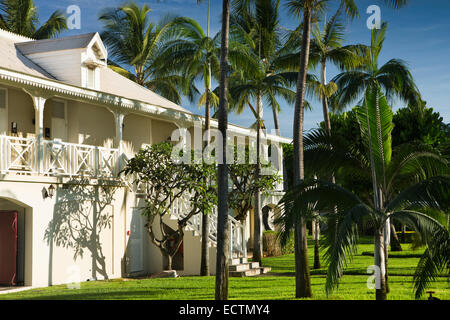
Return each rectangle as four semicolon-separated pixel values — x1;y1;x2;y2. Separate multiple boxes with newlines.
215;0;230;301
390;223;402;251
292;7;313;299
320;61;332;134
374;231;387;300
272;106;281;136
253;91;263;263
201;86;211;276
313;217;321;269
201;0;212;276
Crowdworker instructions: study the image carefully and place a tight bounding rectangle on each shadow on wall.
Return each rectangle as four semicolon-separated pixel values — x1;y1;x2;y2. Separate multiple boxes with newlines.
44;179;118;283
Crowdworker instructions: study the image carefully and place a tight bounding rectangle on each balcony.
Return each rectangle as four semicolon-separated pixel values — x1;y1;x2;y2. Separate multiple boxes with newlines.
0;135;120;179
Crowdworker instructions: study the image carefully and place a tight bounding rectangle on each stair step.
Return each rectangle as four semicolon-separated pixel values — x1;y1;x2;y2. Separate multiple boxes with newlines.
229;262;259;272
229;257;247;265
229;266;271;277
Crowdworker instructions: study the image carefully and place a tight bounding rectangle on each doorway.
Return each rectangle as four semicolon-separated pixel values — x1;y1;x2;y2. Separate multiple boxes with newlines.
0;211;17;286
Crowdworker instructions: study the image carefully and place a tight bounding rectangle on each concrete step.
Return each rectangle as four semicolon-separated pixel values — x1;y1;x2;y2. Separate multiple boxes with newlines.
229;262;260;272
229;267;271;277
229;257;248;265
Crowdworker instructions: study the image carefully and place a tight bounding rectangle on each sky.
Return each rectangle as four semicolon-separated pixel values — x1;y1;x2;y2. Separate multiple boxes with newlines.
35;0;450;138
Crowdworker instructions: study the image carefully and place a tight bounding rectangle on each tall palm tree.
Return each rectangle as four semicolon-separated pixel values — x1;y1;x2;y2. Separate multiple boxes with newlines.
286;0;358;299
229;0;298;263
215;0;231;301
232;0;289;136
278;84;449;300
286;0;410;299
161;15;219;276
0;0;67;39
307;7;363;269
99;3;189;104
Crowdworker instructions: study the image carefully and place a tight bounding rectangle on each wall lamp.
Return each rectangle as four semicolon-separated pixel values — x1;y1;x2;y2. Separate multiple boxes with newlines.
43;184;56;199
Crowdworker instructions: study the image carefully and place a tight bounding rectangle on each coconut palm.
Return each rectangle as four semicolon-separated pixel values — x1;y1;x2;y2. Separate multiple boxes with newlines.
99;3;189;104
331;22;420;111
215;0;231;301
277;83;449;300
0;0;67;39
160;15;220;276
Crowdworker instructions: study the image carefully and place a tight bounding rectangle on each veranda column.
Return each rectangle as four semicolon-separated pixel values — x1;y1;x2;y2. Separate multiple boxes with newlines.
32;95;47;174
114;111;125;170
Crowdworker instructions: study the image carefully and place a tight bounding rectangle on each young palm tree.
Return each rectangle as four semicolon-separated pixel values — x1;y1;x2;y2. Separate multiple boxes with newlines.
331;22;420;111
0;0;67;39
278;84;449;300
99;3;189;104
215;0;231;301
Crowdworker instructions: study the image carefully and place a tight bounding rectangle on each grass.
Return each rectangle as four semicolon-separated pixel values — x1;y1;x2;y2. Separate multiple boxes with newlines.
1;237;448;300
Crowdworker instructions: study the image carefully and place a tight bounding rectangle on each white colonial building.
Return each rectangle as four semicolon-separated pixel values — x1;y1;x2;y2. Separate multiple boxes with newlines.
0;29;289;288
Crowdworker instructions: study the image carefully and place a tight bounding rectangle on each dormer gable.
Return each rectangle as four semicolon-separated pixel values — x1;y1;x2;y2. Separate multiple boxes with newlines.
15;32;108;90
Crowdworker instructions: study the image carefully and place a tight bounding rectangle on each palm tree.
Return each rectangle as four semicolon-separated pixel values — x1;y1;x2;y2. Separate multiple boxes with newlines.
161;15;220;276
99;3;189;104
215;0;231;301
229;0;298;263
278;84;449;300
307;7;363;269
285;0;359;299
286;0;410;299
0;0;67;39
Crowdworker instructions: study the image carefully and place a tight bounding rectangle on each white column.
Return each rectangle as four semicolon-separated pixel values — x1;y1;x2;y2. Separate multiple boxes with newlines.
32;96;47;173
115;112;125;170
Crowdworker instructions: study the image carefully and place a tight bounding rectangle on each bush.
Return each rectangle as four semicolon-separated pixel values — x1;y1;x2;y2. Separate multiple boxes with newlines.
263;230;295;257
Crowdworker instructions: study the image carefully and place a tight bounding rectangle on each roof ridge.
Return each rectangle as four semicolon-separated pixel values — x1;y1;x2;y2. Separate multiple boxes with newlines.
0;28;35;42
17;32;98;45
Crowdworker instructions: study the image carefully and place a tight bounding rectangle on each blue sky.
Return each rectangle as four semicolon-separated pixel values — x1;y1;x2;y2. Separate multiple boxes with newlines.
35;0;450;138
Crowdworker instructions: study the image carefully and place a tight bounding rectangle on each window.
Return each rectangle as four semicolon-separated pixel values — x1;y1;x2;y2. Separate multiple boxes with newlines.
87;67;96;89
0;88;6;109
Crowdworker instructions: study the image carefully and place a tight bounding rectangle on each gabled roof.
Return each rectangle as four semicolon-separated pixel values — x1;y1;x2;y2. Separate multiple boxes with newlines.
99;67;191;114
0;29;56;79
15;33;98;55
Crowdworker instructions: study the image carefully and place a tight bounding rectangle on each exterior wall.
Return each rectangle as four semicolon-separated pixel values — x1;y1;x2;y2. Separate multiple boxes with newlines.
76;102;115;146
5;86;35;137
0;178;128;286
151;118;178;144
123;114;152;154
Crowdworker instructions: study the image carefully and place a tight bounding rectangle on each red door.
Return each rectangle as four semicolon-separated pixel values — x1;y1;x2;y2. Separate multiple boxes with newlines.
0;211;17;286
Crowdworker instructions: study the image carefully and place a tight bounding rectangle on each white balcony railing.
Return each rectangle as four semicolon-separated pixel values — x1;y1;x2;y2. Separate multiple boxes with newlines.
0;135;119;179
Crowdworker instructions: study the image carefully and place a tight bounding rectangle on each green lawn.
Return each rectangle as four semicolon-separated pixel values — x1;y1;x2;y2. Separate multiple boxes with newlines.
1;237;448;300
